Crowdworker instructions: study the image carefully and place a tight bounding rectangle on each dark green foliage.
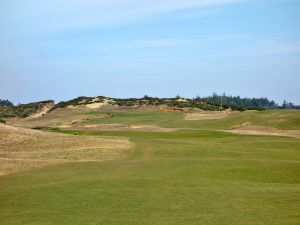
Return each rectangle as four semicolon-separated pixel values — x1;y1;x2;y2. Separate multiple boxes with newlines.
0;118;6;123
197;93;299;110
112;97;222;111
0;99;13;107
54;95;267;111
281;100;299;109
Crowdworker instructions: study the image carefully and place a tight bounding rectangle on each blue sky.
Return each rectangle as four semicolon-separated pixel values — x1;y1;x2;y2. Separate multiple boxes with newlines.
1;0;300;104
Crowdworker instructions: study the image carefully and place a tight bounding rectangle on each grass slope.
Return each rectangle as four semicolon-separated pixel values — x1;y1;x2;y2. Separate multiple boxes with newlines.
1;110;300;224
1;129;300;225
82;110;300;130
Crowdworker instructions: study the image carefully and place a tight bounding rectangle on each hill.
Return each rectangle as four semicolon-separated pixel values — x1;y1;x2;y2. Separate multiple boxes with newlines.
1;95;299;121
52;96;223;111
0;100;54;118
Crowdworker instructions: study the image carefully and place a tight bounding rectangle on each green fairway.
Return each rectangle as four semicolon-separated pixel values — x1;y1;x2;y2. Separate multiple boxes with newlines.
82;109;300;130
1;128;300;225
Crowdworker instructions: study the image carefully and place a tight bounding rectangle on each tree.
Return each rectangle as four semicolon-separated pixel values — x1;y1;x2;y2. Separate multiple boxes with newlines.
0;99;13;107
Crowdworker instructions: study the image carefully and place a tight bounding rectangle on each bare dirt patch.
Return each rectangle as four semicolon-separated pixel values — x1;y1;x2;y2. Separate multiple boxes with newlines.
68;98;117;109
29;102;54;118
58;123;176;132
229;124;300;138
85;98;116;109
184;110;233;120
0;124;132;176
176;98;189;102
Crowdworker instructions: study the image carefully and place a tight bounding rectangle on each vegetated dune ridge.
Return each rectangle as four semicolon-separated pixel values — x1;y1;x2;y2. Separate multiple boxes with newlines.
28;101;54;118
0;124;132;176
5;108;106;128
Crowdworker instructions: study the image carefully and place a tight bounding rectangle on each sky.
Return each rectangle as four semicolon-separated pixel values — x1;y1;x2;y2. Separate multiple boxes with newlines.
1;0;300;104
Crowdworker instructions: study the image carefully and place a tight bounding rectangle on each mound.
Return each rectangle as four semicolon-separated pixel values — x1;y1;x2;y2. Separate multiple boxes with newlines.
0;124;132;175
0;100;55;118
29;101;55;118
4;108;111;128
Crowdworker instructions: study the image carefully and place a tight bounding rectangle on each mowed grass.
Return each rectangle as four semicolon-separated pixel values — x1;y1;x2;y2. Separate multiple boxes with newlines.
1;128;300;225
82;109;300;130
1;110;300;224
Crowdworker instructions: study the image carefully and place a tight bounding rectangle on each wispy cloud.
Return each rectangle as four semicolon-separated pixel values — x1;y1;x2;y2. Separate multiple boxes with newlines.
131;33;250;48
209;39;300;59
1;0;247;35
134;38;198;48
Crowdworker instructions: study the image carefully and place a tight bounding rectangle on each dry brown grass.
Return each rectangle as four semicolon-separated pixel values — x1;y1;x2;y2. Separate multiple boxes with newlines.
5;108;177;132
5;108;109;128
229;124;300;138
28;101;54;118
184;110;233;120
57;123;176;132
0;124;132;176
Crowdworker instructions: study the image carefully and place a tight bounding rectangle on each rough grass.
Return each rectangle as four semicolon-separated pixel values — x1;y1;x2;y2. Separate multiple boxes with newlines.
0;110;300;225
0;124;131;175
7;109;300;131
82;109;300;130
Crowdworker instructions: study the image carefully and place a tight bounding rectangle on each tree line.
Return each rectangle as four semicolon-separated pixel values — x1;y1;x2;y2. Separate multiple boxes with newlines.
195;93;300;109
0;99;13;107
1;94;299;110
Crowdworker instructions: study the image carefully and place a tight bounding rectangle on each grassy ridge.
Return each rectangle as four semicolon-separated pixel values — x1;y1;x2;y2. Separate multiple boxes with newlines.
1;129;300;225
82;110;300;130
0;100;54;118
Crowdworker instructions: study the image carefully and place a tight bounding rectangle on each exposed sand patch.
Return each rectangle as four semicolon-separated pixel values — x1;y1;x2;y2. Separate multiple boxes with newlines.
0;124;132;176
229;124;300;138
59;123;176;132
85;102;106;109
176;98;188;102
185;110;232;120
65;98;116;109
85;98;113;109
79;98;116;109
28;102;54;118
